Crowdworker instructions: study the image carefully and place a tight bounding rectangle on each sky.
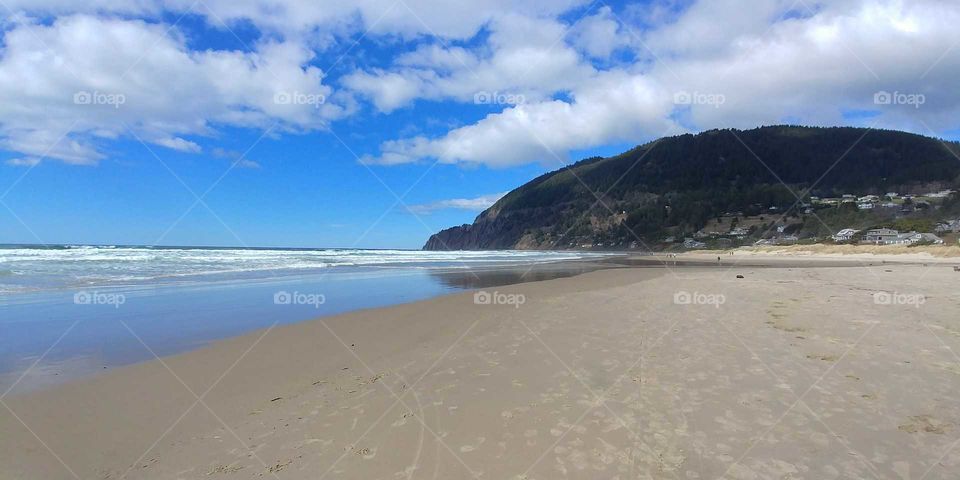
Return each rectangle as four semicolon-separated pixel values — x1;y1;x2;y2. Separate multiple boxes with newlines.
0;0;959;249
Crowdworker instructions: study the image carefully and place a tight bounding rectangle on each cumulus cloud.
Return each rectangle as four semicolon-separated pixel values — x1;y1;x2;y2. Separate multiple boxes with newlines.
0;14;344;164
361;0;960;167
177;0;589;39
343;13;599;113
567;6;630;59
407;192;508;214
363;71;681;167
3;0;960;170
3;0;588;40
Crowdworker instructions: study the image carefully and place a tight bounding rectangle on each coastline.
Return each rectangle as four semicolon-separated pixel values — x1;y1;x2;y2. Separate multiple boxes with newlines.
2;255;959;479
0;257;622;394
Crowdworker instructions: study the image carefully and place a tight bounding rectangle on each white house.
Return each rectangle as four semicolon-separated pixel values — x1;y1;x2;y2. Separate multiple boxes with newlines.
863;229;943;245
905;232;944;245
927;189;956;199
832;228;859;242
863;228;901;244
935;220;960;233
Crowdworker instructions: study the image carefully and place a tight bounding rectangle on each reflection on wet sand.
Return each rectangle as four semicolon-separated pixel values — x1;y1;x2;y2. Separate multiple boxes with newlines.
427;261;620;289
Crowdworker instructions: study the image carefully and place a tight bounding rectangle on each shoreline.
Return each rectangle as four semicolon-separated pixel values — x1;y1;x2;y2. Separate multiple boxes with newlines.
0;258;624;394
2;255;959;479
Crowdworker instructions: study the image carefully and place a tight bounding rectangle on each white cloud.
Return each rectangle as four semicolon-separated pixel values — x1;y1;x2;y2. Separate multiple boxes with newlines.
5;157;42;167
407;192;507;214
3;0;960;170
235;159;262;169
364;71;681;167
342;69;429;113
177;0;589;39
567;6;629;59
153;137;202;153
362;0;960;167
211;147;261;169
650;0;960;131
344;14;595;113
3;0;588;40
0;15;346;164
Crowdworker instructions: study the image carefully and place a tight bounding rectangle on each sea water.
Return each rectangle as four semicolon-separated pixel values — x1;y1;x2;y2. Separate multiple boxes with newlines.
0;245;613;393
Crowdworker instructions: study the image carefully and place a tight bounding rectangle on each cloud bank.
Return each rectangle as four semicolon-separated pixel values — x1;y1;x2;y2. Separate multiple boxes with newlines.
1;0;959;168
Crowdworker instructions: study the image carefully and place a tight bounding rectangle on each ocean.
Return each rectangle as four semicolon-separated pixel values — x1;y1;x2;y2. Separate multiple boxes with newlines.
0;245;614;393
0;245;607;294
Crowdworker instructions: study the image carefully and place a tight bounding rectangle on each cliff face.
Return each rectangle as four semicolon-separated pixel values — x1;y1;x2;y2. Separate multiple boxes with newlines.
422;224;485;250
423;125;960;251
422;207;547;250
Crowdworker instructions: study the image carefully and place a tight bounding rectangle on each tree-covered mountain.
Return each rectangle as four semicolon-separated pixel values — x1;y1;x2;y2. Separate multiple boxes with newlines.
423;126;960;250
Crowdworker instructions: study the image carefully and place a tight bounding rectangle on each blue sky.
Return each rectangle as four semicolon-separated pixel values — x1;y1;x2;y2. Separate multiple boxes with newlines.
1;0;958;248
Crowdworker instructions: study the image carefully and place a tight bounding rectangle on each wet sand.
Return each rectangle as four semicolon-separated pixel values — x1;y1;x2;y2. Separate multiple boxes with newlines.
1;255;959;479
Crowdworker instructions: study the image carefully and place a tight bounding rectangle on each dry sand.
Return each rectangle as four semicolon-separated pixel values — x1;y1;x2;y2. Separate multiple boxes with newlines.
2;256;959;479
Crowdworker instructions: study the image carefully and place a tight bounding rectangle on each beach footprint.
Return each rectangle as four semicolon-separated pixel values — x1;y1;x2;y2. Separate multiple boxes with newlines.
460;436;486;453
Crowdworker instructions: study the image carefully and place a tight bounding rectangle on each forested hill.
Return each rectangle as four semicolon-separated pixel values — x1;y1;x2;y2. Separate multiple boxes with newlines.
423;126;960;250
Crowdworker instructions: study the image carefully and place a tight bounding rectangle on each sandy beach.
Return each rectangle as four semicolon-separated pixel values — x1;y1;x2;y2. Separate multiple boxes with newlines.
2;254;959;479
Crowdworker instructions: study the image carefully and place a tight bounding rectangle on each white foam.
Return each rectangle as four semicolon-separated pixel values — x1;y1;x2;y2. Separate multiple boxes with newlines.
0;246;610;293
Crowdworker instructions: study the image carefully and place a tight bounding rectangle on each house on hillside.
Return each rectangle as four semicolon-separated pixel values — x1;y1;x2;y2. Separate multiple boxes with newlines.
683;238;706;249
935;220;960;233
928;189;956;198
773;235;799;245
863;228;944;245
832;228;859;242
905;232;944;245
863;228;901;244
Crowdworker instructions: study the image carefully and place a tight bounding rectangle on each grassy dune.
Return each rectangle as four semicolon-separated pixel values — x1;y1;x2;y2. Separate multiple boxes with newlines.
727;243;960;257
